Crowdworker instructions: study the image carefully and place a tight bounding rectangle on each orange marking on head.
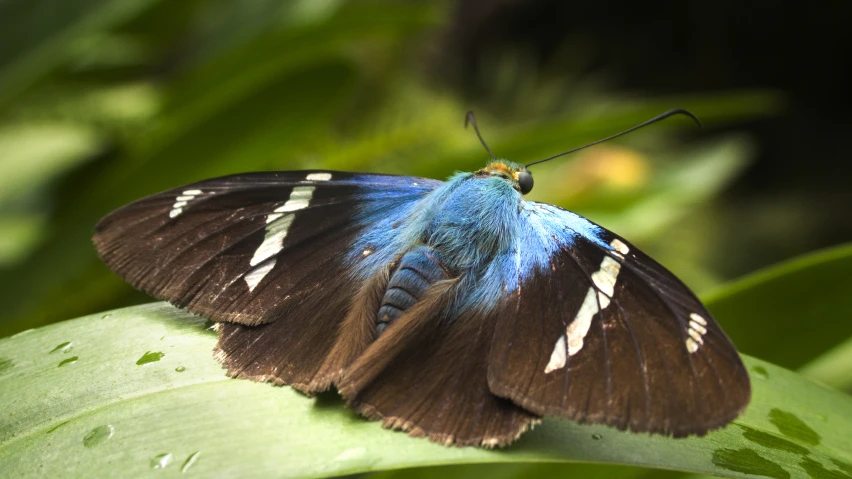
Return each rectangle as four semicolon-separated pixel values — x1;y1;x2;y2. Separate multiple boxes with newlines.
485;162;513;175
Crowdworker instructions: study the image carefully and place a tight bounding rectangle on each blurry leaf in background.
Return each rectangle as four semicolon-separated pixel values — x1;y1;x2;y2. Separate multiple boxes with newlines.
8;82;161;129
0;123;101;206
0;215;44;267
0;0;443;334
800;337;852;394
703;243;852;375
0;89;769;337
0;0;159;106
0;123;101;267
0;0;784;340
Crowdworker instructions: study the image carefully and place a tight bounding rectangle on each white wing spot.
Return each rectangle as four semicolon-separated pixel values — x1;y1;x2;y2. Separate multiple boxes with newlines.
245;260;276;292
549;242;628;372
248;185;318;289
686;337;700;353
611;238;630;254
566;288;599;356
265;213;283;224
591;256;621;297
685;313;709;353
306;172;332;181
688;328;704;343
273;186;315;213
251;214;295;266
168;190;203;219
598;291;611;309
276;199;309;212
362;248;373;257
544;335;567;374
689;320;707;335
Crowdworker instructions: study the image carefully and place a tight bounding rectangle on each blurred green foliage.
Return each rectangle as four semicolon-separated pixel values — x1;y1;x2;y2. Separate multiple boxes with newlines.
0;0;779;336
0;1;848;478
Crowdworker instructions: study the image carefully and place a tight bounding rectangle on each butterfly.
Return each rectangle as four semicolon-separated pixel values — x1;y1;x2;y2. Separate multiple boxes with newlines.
93;109;750;447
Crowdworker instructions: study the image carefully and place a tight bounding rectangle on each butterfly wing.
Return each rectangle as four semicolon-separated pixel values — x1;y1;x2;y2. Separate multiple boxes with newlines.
487;202;751;437
94;170;441;389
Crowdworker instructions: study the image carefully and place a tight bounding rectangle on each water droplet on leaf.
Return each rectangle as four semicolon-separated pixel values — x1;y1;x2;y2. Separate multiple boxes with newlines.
136;351;164;365
175;366;186;372
150;453;173;469
58;356;78;367
181;452;200;473
83;425;114;447
49;342;73;354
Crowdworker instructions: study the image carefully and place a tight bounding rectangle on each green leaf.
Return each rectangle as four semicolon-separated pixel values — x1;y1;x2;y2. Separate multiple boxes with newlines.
703;243;852;371
1;304;850;479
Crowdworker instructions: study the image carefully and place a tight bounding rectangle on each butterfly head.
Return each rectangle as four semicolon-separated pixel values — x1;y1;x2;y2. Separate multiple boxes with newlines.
465;109;700;199
476;160;534;195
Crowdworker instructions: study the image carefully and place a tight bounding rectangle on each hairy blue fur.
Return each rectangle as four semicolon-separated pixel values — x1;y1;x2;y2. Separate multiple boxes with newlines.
346;163;609;313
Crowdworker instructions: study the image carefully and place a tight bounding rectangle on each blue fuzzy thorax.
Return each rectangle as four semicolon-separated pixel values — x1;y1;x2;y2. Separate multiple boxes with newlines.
348;165;608;312
406;172;520;271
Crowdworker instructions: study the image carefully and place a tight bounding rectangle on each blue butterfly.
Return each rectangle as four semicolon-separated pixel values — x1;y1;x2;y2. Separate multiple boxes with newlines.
93;110;750;447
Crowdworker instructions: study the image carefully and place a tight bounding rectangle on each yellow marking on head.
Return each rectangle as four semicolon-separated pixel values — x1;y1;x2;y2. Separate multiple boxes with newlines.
485;162;513;175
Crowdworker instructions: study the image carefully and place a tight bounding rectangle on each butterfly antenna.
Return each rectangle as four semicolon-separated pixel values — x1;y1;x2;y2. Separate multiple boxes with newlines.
524;108;702;168
465;111;497;160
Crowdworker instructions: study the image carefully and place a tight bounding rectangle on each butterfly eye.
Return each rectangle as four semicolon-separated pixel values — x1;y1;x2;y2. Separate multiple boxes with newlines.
517;170;534;194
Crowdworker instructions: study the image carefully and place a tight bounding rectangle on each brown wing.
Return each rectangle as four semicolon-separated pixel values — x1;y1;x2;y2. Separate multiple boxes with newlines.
488;212;750;437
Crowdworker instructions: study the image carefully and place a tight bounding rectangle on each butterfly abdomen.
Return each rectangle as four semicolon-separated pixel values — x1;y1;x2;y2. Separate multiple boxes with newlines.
377;246;451;332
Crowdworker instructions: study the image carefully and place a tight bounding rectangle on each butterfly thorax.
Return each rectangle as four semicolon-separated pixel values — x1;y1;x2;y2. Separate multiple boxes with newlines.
418;170;521;271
